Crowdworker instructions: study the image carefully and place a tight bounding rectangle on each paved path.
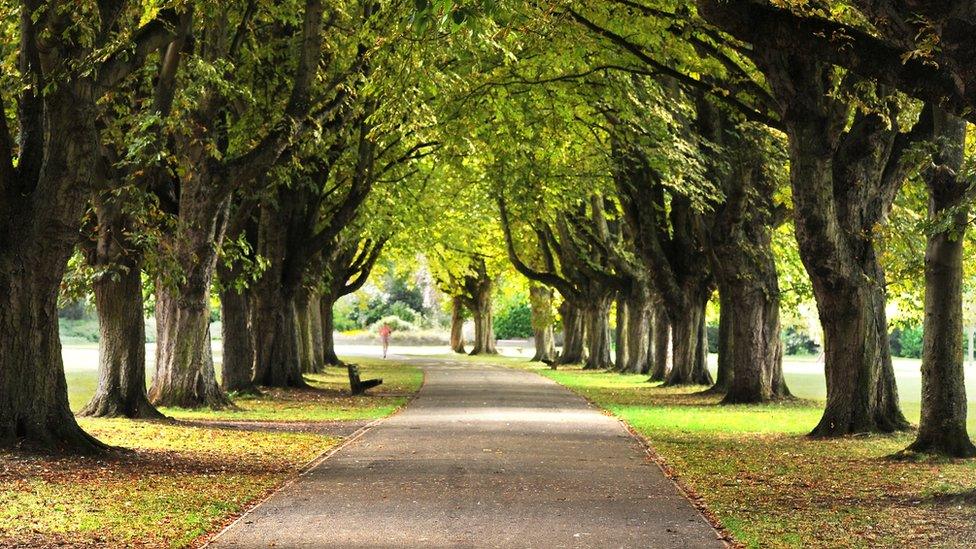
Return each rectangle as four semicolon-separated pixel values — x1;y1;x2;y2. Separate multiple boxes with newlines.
210;358;725;548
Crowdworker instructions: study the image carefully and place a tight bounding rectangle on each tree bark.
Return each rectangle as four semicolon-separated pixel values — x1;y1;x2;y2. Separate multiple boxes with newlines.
760;52;910;436
0;270;107;452
623;294;651;374
308;291;325;371
706;291;734;394
907;108;976;457
79;194;162;419
721;283;790;404
649;308;670;381
219;285;257;394
296;291;319;374
557;301;586;364
664;295;713;386
583;296;613;370
450;295;466;354
468;284;497;356
529;285;556;363
80;259;162;419
149;197;232;409
615;296;629;370
320;292;342;366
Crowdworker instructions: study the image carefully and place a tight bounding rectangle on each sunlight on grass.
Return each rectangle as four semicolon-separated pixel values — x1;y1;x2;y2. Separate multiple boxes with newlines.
2;356;424;548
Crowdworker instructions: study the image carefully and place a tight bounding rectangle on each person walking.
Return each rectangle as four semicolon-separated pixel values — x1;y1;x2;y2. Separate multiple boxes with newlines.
379;323;392;359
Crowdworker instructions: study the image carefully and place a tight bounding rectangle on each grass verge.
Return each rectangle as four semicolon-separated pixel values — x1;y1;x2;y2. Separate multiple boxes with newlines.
501;360;976;548
2;357;422;548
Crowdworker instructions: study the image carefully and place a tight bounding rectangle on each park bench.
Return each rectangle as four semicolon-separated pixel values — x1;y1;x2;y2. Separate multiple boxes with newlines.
347;363;383;395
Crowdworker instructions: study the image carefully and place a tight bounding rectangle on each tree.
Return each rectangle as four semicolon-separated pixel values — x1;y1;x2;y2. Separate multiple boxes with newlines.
907;106;976;457
529;283;557;363
149;0;330;407
0;1;184;452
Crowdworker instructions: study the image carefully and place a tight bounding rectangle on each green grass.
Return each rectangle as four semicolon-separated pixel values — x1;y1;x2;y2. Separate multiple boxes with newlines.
482;359;976;548
3;355;424;548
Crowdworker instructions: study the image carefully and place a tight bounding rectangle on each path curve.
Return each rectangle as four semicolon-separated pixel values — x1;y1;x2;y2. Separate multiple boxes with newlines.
209;357;725;548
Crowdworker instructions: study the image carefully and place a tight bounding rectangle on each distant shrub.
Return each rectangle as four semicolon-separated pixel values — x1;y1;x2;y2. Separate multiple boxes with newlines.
387;301;419;323
782;326;819;356
897;326;923;359
706;322;719;354
369;315;416;333
494;300;532;339
59;318;100;344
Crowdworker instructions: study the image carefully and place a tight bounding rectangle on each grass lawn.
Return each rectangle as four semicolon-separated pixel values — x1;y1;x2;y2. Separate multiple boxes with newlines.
490;359;976;548
2;356;422;548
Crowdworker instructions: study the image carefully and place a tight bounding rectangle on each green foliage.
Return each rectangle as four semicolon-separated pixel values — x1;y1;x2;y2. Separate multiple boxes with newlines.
369;315;417;333
891;326;924;359
494;298;532;339
782;326;820;356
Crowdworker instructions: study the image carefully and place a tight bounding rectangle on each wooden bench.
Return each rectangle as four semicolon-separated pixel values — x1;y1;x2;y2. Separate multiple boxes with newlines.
347;363;383;395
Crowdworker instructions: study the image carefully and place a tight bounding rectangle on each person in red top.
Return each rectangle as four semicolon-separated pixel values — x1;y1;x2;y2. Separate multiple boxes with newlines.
378;323;392;359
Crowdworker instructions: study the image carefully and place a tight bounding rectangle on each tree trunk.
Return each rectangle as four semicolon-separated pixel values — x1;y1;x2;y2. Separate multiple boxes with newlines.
149;192;232;409
450;295;466;354
296;292;318;374
150;282;230;409
0;267;107;453
811;282;907;435
251;288;308;387
721;283;790;404
615;297;629;371
529;285;557;362
583;296;613;370
664;296;713;385
707;291;734;393
80;260;162;419
649;309;670;381
907;109;975;457
759;52;908;435
308;291;325;372
556;301;584;364
220;285;257;394
623;294;651;374
320;293;342;366
468;286;497;355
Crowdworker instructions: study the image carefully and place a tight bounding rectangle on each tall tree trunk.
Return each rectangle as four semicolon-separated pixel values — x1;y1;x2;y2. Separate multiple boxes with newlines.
250;202;309;388
907;109;976;457
150;281;230;408
79;194;161;419
615;296;629;371
721;283;789;404
529;285;556;363
80;259;162;419
308;291;325;372
296;291;318;374
557;301;586;364
762;52;908;436
220;285;257;394
707;291;734;393
623;293;651;374
664;295;713;386
649;308;670;381
450;295;466;354
0;269;107;452
468;286;497;355
149;194;232;409
251;288;308;387
583;295;613;370
320;292;342;366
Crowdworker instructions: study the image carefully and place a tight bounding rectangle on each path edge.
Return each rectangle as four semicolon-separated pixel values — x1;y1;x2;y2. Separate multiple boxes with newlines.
197;361;429;548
